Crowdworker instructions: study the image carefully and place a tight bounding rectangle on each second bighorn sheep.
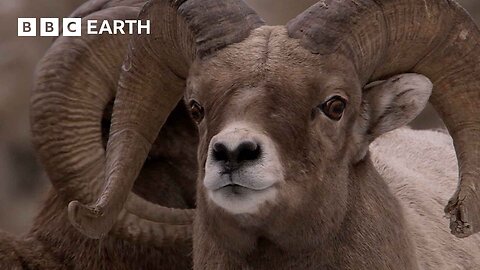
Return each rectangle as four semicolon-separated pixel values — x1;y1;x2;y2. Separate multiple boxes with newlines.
29;0;480;269
1;0;194;269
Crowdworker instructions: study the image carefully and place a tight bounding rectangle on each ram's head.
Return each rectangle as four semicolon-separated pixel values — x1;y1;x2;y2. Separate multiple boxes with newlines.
33;0;480;241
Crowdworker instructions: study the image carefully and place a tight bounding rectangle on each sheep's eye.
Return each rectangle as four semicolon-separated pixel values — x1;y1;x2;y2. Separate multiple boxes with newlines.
320;96;347;121
189;100;204;123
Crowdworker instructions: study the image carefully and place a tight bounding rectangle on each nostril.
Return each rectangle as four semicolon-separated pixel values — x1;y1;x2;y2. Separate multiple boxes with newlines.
211;140;261;166
236;141;261;162
212;142;229;162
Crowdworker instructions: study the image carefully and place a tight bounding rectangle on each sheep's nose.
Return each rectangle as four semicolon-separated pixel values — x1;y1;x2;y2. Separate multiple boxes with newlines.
212;140;261;170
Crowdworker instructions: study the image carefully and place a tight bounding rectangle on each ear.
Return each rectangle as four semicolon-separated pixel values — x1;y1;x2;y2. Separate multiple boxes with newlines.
362;73;432;140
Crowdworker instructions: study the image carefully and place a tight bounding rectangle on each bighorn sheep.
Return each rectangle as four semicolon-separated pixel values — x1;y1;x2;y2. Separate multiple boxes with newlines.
1;0;197;268
50;0;480;269
3;0;480;269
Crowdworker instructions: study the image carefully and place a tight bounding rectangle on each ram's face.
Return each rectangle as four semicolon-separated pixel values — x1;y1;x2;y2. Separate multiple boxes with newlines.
186;26;362;216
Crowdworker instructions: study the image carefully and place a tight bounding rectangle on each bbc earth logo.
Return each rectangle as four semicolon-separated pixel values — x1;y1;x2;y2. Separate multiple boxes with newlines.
18;18;151;37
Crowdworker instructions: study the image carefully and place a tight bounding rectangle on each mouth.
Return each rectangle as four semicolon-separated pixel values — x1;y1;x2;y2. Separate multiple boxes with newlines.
220;184;249;195
203;165;282;195
206;179;279;214
213;181;273;192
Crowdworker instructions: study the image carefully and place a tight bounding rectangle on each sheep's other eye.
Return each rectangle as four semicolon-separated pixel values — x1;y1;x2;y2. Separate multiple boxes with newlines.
189;100;204;123
320;96;347;121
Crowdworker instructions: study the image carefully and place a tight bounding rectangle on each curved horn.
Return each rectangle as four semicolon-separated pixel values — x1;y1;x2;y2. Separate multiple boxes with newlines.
288;0;480;238
68;0;265;239
111;211;192;247
32;6;140;209
32;2;192;243
125;193;195;224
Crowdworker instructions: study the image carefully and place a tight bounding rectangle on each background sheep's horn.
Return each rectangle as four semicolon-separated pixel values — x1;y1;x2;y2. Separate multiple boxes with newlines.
33;3;192;243
288;0;480;238
32;5;142;223
68;0;265;239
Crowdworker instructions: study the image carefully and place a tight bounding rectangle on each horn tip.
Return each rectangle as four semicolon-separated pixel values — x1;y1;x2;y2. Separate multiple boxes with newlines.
68;201;107;239
444;187;480;238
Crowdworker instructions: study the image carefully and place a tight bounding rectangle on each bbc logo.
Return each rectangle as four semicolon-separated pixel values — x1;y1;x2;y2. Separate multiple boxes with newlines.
18;18;151;37
18;18;82;37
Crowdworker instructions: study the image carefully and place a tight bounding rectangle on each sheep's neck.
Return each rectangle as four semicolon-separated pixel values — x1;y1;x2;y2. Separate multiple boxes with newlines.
194;159;419;269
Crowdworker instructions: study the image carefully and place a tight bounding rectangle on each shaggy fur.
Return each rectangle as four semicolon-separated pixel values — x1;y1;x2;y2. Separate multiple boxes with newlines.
372;128;480;269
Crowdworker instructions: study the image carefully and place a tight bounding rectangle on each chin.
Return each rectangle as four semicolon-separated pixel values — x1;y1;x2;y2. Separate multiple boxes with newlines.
207;186;278;215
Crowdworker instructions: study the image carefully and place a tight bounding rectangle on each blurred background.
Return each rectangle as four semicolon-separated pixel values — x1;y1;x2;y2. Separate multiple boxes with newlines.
0;0;478;235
